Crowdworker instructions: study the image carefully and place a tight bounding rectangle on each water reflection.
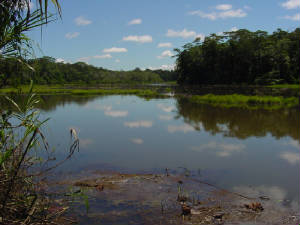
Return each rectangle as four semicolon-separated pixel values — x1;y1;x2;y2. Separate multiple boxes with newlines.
175;96;300;141
280;152;299;165
124;120;153;128
157;103;175;113
167;124;195;133
130;138;144;144
0;94;299;203
104;110;128;117
190;141;246;157
158;115;173;121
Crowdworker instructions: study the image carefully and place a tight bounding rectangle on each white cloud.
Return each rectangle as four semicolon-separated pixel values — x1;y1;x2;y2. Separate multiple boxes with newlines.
161;64;175;70
122;35;153;43
115;59;120;63
195;33;205;41
280;152;299;165
93;54;112;59
157;50;174;59
166;29;205;40
158;42;173;48
105;110;128;117
124;120;153;128
128;18;142;25
148;64;175;71
65;32;80;39
167;124;195;133
77;57;90;62
166;29;196;39
157;104;175;113
103;47;128;53
216;4;232;11
159;115;173;121
191;141;246;157
55;58;66;63
219;9;247;18
75;16;92;26
281;0;300;9
189;8;247;20
189;11;218;20
230;26;238;31
284;13;300;20
130;138;144;144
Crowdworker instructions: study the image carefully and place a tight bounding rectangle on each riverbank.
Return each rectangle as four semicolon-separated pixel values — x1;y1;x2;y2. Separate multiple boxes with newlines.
52;170;299;225
268;84;300;89
0;85;299;109
0;85;164;98
188;94;299;109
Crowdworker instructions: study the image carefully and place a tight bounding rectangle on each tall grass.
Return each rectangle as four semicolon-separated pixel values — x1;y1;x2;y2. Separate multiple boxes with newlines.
0;82;79;224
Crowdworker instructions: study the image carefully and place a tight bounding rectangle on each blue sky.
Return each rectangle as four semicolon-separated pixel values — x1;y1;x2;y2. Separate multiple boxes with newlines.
28;0;300;71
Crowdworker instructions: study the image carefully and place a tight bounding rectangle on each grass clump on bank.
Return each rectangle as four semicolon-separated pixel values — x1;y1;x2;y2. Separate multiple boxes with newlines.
268;84;300;89
189;94;299;109
0;86;164;98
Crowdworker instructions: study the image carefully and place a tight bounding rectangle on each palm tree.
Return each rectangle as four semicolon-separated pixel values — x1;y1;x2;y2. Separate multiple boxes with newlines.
0;0;61;57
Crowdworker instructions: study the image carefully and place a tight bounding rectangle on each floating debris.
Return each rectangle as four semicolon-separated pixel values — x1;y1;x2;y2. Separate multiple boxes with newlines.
244;202;264;212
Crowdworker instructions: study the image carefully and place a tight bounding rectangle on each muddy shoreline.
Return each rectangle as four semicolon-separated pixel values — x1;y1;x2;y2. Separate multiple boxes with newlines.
50;170;299;225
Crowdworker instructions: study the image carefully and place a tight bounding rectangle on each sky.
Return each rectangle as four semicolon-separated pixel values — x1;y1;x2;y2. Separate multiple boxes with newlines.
28;0;300;71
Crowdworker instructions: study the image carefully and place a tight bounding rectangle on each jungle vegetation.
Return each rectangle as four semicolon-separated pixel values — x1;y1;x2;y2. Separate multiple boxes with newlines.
174;28;300;85
0;57;179;86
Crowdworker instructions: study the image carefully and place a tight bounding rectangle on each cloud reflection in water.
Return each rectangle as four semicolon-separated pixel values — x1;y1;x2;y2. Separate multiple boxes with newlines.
191;141;246;157
124;121;153;128
167;124;195;133
130;138;144;144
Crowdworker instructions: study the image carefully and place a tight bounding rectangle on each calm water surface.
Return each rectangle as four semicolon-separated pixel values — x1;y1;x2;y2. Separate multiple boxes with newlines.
5;94;300;205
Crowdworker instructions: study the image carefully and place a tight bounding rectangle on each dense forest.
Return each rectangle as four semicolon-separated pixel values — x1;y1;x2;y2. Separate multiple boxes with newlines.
1;28;299;87
0;56;177;86
175;28;300;85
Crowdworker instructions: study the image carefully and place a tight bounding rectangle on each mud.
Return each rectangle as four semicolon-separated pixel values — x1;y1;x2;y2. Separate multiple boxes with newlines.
54;171;299;225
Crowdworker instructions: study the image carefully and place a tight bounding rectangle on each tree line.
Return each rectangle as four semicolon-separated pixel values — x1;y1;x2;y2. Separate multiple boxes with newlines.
174;28;300;85
0;56;178;86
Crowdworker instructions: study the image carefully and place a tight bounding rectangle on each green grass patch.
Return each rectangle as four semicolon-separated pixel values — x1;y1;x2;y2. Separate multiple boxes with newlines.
189;94;299;109
267;84;300;89
0;85;164;98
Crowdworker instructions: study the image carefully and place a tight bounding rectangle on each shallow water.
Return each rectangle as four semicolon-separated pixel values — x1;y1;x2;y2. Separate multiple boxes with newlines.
1;94;299;206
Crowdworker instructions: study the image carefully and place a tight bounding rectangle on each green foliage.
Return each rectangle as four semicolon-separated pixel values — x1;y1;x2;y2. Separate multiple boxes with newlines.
189;94;299;109
268;84;300;89
0;57;172;86
175;28;300;85
67;188;90;214
0;82;79;224
0;85;164;98
0;1;60;58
